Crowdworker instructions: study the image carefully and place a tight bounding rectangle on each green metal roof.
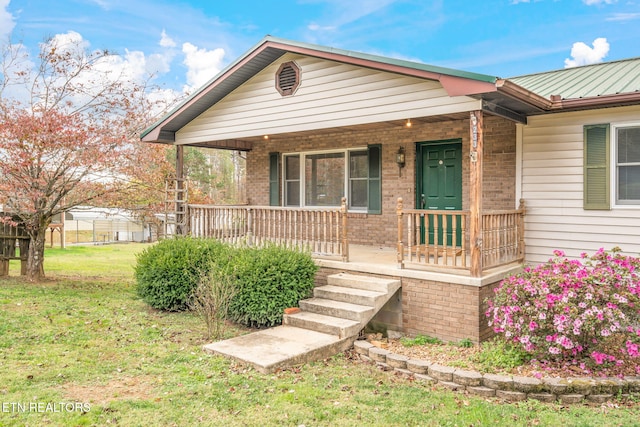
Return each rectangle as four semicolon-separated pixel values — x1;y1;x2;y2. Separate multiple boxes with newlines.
508;57;640;100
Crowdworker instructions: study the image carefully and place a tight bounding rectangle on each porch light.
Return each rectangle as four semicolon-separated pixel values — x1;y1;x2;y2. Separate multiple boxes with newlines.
405;119;412;128
263;135;269;140
396;146;405;177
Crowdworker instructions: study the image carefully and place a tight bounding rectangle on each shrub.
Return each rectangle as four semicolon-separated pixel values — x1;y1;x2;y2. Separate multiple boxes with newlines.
189;264;238;339
486;248;640;372
135;237;231;311
228;244;317;328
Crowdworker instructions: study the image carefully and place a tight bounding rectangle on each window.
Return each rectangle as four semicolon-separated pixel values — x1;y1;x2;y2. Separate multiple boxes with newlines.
280;147;380;211
615;125;640;204
584;123;640;209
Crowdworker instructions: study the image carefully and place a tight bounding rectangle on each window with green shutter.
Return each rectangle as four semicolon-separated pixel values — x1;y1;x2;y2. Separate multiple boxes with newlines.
583;124;610;210
269;152;280;206
367;144;382;214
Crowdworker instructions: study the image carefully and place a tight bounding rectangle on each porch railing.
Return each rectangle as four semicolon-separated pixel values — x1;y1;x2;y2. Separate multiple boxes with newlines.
396;198;525;274
187;198;349;261
482;206;525;270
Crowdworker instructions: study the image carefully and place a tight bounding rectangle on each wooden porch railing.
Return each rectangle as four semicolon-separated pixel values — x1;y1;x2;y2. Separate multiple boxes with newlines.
396;198;525;274
482;203;526;269
187;198;349;261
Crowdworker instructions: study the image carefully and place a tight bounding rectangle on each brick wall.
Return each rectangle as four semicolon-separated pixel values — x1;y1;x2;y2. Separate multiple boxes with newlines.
246;114;516;247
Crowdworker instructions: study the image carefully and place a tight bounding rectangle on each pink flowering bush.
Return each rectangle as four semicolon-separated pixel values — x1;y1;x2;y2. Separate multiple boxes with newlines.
486;248;640;374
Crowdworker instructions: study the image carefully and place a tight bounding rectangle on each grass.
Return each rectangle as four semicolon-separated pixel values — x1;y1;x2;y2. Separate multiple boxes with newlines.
1;244;640;426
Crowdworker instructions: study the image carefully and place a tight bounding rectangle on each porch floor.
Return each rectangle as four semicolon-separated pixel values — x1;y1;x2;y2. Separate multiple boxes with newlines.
314;244;522;287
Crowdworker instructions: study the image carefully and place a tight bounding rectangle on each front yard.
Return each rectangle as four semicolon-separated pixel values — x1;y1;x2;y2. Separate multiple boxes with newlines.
0;244;638;426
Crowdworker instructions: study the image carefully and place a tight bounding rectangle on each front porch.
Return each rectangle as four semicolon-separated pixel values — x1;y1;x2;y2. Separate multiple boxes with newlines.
185;200;524;343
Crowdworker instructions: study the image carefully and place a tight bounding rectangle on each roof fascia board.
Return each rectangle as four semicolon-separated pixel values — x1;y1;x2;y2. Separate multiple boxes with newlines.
496;79;554;110
141;38;283;142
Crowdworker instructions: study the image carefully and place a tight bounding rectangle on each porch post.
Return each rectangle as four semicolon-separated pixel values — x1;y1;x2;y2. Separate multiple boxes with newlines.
175;145;186;235
396;197;404;269
469;110;483;277
340;197;349;262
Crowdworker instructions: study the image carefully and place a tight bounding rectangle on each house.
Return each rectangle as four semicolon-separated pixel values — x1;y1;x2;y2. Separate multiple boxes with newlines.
141;36;640;344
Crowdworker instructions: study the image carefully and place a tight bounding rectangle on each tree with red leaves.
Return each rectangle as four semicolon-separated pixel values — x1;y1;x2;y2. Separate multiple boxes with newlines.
0;33;173;280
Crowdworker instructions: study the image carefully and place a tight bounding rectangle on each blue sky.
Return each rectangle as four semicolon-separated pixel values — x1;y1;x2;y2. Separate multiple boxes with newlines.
2;0;639;96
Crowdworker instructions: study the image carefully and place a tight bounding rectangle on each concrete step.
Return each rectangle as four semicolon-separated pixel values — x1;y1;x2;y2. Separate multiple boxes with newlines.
299;297;374;322
314;284;384;307
327;272;400;294
283;311;362;339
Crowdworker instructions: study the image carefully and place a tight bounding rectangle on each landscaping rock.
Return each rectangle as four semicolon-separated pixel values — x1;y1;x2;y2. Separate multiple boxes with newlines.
483;374;513;391
586;394;613;404
467;386;496;398
386;353;409;369
496;390;527;401
512;375;543;393
406;359;430;375
369;347;390;363
353;340;374;355
428;364;455;382
558;394;584;404
453;369;483;387
528;393;556;403
438;381;464;391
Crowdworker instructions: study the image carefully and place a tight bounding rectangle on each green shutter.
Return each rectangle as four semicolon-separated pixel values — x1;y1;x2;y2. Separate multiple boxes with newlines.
583;124;610;210
269;152;280;206
367;144;382;214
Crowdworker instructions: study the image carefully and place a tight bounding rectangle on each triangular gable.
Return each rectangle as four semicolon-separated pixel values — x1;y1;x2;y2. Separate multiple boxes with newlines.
141;36;499;146
174;52;486;146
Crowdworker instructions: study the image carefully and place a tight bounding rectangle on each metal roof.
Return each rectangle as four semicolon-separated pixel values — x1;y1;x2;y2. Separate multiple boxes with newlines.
508;57;640;100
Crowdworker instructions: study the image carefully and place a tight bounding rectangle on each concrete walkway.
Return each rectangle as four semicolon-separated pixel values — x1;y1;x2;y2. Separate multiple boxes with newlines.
203;325;354;373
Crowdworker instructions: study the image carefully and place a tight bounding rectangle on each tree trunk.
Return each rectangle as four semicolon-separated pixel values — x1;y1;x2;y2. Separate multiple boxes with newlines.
26;227;46;281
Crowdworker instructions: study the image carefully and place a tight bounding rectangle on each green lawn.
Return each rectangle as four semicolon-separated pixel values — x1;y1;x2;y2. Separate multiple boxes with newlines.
1;244;639;426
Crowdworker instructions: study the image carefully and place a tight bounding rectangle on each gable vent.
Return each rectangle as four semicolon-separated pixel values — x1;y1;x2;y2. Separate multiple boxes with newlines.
276;61;300;96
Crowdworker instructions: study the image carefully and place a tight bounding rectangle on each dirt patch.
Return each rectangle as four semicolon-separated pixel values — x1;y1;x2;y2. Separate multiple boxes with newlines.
59;375;158;405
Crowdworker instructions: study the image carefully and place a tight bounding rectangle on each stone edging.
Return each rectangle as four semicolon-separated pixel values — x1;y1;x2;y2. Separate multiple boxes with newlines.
353;341;640;404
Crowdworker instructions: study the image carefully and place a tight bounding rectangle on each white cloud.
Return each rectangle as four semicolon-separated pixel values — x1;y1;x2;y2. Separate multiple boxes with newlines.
159;30;176;48
303;0;397;31
564;38;610;68
583;0;616;5
308;23;336;31
606;12;640;21
181;42;225;93
0;0;16;40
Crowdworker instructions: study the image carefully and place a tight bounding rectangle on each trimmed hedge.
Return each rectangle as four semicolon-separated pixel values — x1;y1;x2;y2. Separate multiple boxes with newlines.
134;237;230;311
135;239;318;328
228;244;318;328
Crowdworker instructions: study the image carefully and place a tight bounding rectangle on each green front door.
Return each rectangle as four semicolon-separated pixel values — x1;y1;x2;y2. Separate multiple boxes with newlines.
416;140;463;246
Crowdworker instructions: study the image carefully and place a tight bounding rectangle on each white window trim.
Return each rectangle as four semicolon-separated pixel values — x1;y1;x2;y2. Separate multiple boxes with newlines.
282;147;368;211
611;121;640;208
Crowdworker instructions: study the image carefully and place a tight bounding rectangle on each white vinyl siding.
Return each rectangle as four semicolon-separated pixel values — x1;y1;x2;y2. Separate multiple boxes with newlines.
520;105;640;265
175;53;481;144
